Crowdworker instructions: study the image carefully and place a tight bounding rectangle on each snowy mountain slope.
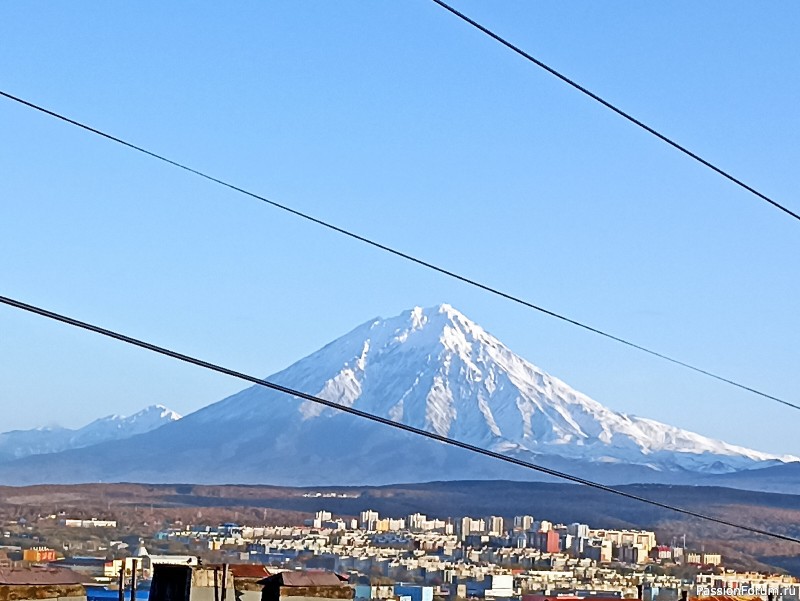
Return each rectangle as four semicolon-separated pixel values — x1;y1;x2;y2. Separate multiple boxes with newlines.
0;405;181;462
0;304;793;486
186;304;795;473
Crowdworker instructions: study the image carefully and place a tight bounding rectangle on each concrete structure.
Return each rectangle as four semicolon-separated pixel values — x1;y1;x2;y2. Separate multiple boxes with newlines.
0;567;85;601
353;585;394;601
52;558;117;579
150;565;236;601
618;545;645;565
360;511;380;532
227;565;273;601
407;514;428;532
568;524;590;539
532;530;560;554
484;575;514;599
487;517;504;537
23;547;58;563
534;521;552;533
394;585;433;601
459;518;486;540
584;540;613;563
259;571;353;601
588;530;656;554
695;570;795;597
60;519;117;529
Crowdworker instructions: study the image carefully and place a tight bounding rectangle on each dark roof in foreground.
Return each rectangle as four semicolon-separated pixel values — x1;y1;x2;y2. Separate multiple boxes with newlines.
52;557;108;567
0;567;84;586
206;564;272;579
230;565;272;579
260;571;347;587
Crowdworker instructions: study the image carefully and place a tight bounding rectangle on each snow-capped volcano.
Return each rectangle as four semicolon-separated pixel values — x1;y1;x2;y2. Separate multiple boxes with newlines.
0;404;181;462
0;305;793;486
190;304;795;474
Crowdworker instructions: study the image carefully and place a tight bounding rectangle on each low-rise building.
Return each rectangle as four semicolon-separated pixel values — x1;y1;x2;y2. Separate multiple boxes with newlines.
259;571;353;601
60;519;117;529
23;547;58;563
0;567;85;601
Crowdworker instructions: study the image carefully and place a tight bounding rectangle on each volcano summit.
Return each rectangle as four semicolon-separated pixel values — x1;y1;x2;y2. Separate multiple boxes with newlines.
0;304;793;485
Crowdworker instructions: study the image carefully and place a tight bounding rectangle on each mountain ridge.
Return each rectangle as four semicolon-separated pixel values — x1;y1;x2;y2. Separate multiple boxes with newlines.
189;303;791;472
0;304;793;486
0;404;181;462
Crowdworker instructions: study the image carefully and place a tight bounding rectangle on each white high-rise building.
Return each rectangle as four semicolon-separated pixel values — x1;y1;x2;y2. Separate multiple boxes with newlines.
487;516;504;536
588;528;657;553
312;510;333;528
460;516;486;539
407;513;428;531
534;520;552;533
568;523;590;539
359;510;380;531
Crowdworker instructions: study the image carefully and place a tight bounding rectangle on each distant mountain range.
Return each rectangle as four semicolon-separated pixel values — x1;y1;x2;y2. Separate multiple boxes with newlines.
0;405;181;462
0;305;795;488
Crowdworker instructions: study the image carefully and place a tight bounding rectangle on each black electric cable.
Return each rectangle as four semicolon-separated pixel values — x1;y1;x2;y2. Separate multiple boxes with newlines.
429;0;800;222
0;89;796;412
0;292;798;544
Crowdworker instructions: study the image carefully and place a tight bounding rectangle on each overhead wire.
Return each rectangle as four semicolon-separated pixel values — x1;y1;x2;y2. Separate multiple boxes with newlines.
429;0;800;222
0;292;798;544
0;90;796;413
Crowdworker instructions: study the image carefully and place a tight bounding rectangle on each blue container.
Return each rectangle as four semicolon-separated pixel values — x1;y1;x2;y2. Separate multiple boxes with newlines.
86;585;151;601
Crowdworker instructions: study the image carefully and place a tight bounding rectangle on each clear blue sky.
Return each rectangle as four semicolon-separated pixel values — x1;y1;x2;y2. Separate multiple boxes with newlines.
1;1;798;456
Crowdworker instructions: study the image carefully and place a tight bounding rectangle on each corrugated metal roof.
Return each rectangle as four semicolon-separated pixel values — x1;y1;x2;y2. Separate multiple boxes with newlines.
53;557;109;567
206;564;271;579
0;567;84;585
231;565;271;579
263;571;346;587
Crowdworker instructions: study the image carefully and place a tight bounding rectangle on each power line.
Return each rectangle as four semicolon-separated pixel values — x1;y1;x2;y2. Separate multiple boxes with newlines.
0;89;797;413
0;292;798;545
429;0;800;223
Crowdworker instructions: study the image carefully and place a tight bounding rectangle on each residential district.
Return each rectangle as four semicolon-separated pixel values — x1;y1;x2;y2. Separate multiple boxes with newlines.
1;508;796;601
